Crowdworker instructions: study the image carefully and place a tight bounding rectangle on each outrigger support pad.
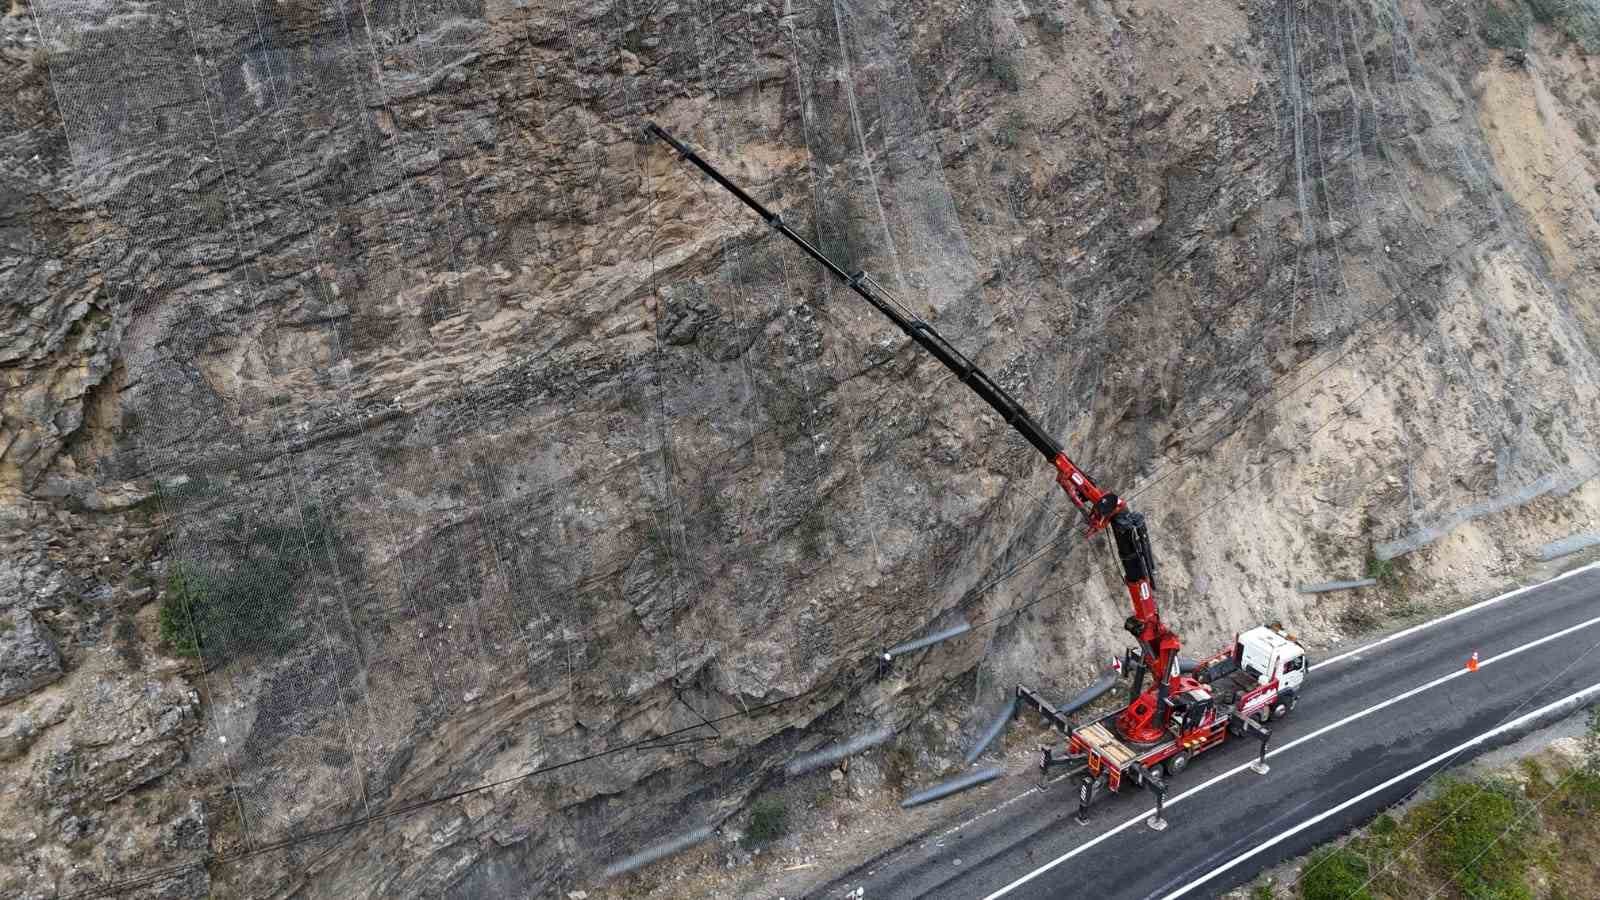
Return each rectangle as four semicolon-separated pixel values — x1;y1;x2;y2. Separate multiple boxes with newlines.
1131;763;1169;831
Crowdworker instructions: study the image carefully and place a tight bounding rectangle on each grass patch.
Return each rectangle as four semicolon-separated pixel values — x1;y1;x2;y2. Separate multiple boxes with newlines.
1300;845;1372;900
1410;778;1536;898
1585;705;1600;774
746;795;789;845
1299;725;1600;900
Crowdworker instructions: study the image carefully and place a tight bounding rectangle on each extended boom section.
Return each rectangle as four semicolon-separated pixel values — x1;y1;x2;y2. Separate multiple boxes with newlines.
646;122;1064;461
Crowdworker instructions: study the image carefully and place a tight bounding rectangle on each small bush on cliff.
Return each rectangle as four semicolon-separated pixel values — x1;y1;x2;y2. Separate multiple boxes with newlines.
1483;1;1533;48
156;508;331;660
159;559;297;660
989;51;1022;91
746;796;789;845
158;563;207;657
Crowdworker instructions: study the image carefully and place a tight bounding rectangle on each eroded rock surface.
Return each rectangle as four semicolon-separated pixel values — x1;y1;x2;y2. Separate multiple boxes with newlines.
2;0;1599;897
1;610;64;704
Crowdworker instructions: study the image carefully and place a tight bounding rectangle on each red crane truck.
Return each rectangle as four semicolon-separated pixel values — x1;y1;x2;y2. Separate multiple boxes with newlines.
646;123;1305;827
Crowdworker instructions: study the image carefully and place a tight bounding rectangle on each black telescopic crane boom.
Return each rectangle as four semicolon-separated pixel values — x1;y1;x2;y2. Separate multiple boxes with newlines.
647;123;1179;742
645;122;1064;463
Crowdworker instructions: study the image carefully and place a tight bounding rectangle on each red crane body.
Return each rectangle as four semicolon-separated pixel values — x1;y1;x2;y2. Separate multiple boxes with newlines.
647;123;1187;743
1050;453;1183;742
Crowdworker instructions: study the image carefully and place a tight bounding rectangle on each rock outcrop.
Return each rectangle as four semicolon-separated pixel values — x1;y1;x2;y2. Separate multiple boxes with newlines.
1;610;65;704
2;0;1600;897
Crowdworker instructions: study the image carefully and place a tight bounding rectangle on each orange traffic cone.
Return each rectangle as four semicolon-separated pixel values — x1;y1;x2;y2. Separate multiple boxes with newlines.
1466;651;1479;673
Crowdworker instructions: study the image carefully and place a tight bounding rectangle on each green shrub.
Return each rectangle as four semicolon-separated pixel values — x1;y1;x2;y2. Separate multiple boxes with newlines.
1411;779;1535;898
1483;1;1533;48
746;796;789;844
1300;846;1372;900
1564;767;1600;812
1507;0;1600;52
1366;554;1401;588
1525;0;1565;22
159;559;298;659
989;52;1022;91
1370;813;1398;836
158;563;207;658
1365;0;1401;30
156;507;330;660
1519;756;1548;787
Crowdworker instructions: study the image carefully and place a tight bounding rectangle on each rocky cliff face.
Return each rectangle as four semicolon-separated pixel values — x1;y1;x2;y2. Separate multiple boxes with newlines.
3;0;1599;896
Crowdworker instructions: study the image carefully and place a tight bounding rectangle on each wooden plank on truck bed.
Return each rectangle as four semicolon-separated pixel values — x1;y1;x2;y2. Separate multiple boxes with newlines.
1077;722;1137;768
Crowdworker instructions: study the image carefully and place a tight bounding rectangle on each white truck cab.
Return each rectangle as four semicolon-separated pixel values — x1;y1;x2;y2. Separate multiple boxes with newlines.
1236;625;1307;693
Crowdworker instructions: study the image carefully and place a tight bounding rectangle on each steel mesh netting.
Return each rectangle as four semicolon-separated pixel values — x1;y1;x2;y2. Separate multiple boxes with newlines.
769;0;1059;760
32;0;1564;890
784;0;1007;607
22;0;634;882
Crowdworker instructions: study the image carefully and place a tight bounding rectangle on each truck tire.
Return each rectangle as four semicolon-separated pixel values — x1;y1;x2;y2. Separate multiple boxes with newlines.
1163;750;1191;777
1272;692;1298;721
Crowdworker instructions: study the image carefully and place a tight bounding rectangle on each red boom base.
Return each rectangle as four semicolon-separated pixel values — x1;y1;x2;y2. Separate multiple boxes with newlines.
1116;676;1204;744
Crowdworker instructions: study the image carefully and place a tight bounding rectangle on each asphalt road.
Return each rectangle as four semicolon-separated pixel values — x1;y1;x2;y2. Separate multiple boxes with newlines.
820;562;1600;900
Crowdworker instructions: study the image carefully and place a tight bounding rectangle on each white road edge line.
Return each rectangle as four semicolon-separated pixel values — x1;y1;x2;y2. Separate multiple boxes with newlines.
939;562;1600;849
1311;560;1600;671
1157;679;1600;899
982;608;1600;899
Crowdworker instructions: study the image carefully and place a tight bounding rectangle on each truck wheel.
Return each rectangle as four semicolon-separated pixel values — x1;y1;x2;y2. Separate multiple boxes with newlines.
1272;692;1298;721
1163;751;1191;777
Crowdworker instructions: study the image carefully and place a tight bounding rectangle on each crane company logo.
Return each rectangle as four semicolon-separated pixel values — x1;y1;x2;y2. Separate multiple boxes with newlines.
1071;473;1084;484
